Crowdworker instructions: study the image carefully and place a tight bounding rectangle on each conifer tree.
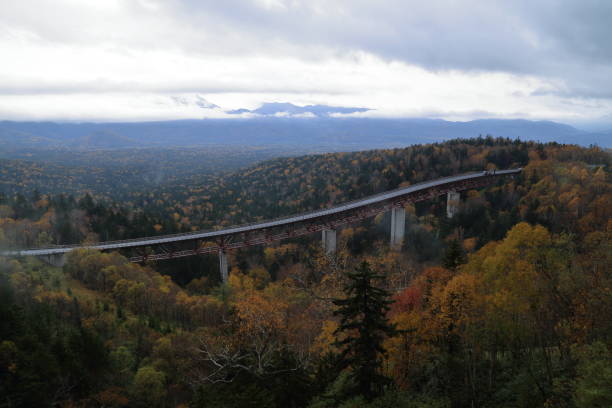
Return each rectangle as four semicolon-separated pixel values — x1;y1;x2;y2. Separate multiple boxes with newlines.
442;239;466;270
332;261;396;401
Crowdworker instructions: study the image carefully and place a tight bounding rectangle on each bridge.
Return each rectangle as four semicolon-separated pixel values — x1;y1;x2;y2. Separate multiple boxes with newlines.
3;169;521;282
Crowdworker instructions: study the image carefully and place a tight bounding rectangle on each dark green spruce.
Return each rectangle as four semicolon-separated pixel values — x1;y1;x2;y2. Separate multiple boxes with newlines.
442;239;467;271
332;261;397;402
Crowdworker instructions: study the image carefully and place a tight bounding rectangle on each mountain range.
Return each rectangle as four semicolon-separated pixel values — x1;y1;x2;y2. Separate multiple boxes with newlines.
0;117;610;152
226;102;370;117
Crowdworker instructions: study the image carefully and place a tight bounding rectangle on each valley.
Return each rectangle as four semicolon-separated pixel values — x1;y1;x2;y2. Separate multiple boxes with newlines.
1;138;610;407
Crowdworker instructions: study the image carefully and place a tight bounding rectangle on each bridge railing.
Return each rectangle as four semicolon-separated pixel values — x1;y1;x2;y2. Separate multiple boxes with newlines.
8;169;521;253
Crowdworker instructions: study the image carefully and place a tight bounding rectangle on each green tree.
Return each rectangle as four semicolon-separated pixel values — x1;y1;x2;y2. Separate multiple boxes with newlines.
132;366;166;407
574;342;612;408
441;239;466;270
333;261;396;401
110;346;135;383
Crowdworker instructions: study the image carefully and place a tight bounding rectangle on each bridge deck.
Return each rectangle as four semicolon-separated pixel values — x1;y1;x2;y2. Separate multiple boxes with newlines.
5;168;521;257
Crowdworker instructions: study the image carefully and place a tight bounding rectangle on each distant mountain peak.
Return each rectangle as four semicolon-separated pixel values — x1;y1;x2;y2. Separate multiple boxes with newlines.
227;102;370;117
171;94;219;109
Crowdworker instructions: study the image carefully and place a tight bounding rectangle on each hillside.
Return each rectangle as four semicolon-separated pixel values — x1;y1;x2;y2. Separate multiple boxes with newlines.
0;146;314;199
0;138;610;407
1;118;610;151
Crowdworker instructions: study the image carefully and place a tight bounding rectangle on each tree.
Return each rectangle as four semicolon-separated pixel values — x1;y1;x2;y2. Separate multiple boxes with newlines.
574;342;612;408
332;261;396;401
131;366;166;407
442;239;466;270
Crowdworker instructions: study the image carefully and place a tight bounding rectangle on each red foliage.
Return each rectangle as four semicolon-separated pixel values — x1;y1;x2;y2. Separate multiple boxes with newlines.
391;286;423;315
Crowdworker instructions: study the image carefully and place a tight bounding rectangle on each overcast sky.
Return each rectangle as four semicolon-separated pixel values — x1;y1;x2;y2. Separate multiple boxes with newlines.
1;0;611;126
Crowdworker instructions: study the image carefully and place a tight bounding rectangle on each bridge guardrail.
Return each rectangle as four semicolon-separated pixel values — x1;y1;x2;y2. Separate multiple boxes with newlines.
5;168;521;255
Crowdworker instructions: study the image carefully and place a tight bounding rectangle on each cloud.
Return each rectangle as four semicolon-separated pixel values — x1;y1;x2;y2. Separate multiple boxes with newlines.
168;0;612;103
0;0;610;123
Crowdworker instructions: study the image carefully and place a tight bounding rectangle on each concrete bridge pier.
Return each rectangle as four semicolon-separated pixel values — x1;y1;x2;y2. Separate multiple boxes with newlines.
219;250;229;284
322;229;337;255
39;253;66;268
447;191;461;218
390;207;405;250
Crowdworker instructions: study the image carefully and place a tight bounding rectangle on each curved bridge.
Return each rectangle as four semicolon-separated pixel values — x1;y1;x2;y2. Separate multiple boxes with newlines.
4;168;521;280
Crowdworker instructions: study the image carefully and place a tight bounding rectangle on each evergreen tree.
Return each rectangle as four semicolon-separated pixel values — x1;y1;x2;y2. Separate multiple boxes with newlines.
332;261;396;401
442;239;466;270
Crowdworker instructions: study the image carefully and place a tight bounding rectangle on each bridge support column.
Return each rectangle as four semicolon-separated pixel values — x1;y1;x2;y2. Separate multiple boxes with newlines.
322;229;336;255
39;253;66;268
219;250;229;284
447;191;461;218
390;207;405;250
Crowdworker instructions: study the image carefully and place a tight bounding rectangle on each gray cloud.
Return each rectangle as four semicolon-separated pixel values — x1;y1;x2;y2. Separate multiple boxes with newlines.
6;1;611;75
169;1;608;64
0;78;353;96
1;0;611;122
167;0;612;97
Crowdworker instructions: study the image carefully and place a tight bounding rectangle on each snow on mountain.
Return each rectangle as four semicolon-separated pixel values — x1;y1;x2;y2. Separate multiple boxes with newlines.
171;95;219;109
227;102;370;117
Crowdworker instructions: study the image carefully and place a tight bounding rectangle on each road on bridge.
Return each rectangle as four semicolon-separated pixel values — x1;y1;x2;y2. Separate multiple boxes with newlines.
3;168;521;262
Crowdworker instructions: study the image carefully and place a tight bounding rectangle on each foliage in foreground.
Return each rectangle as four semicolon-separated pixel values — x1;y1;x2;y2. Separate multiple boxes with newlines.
332;261;396;401
0;138;610;407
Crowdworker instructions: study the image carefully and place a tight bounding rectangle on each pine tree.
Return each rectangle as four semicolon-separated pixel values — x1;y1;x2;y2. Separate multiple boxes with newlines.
442;239;466;270
332;261;396;401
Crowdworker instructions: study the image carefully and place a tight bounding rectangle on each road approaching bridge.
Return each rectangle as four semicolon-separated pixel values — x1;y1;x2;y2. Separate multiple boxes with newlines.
3;168;521;282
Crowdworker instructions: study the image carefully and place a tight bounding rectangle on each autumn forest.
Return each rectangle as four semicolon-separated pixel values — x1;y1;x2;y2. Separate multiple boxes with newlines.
0;137;610;408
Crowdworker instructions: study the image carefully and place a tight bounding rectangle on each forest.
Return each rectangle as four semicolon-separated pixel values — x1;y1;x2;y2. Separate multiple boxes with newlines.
0;145;317;199
0;137;610;407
